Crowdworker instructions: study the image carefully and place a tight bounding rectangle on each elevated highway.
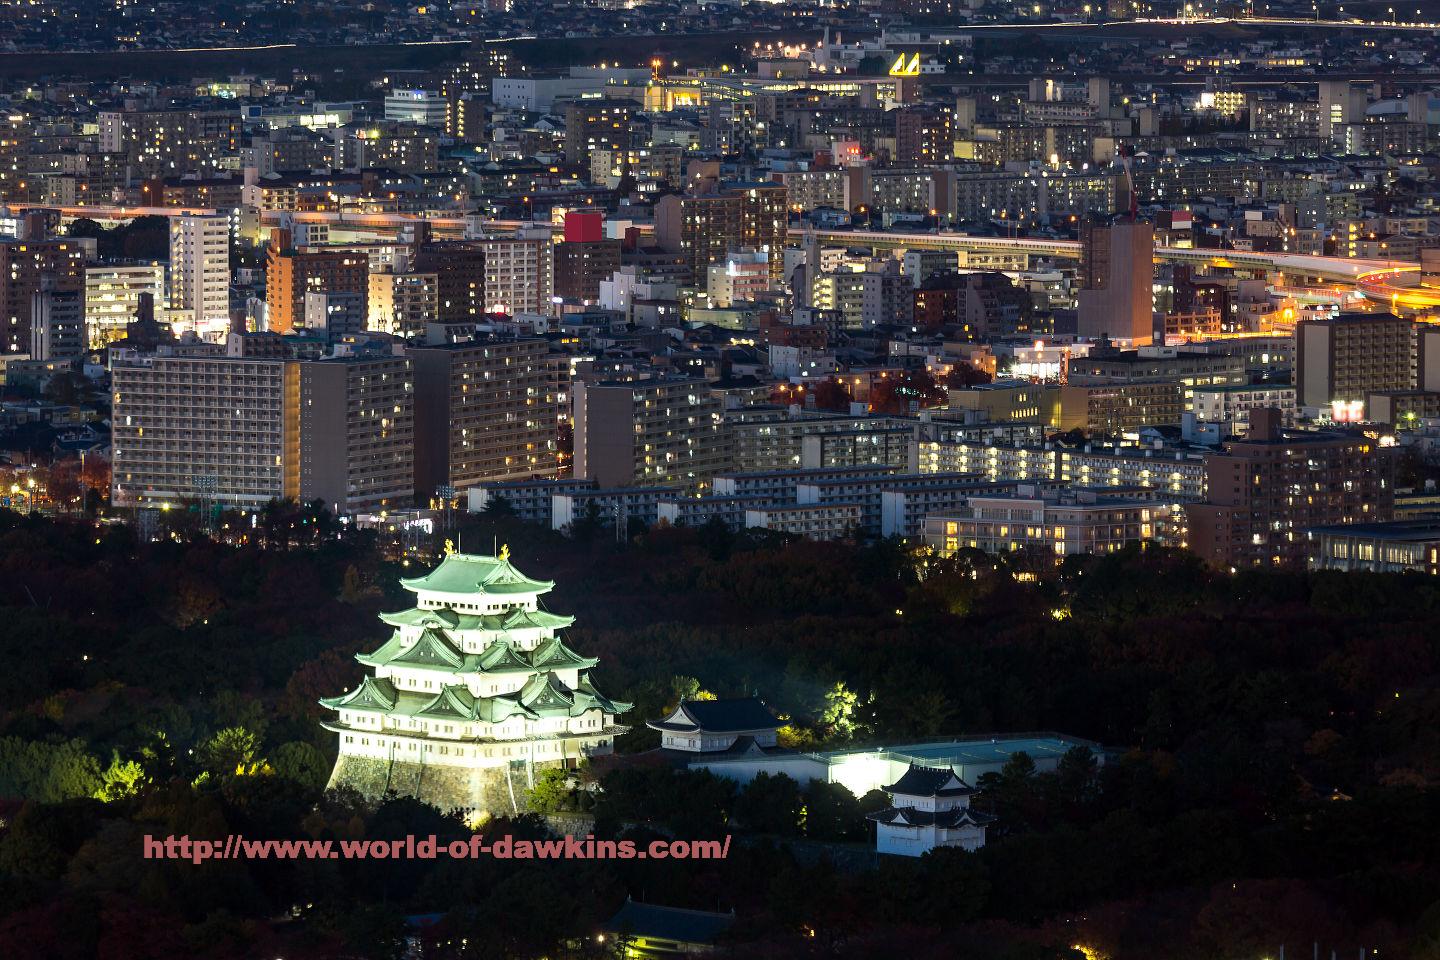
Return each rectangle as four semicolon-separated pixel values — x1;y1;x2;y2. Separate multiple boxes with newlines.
4;203;1419;293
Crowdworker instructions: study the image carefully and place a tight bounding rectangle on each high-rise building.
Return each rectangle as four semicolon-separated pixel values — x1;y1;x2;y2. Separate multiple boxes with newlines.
1295;313;1413;417
112;355;300;508
554;240;622;304
562;98;636;167
98;108;240;177
475;230;554;315
298;354;415;513
1317;79;1364;143
113;349;416;513
265;229;368;334
894;103;955;166
85;262;165;347
0;115;28;203
169;215;231;335
0;236;85;354
1186;408;1396;569
654;183;789;285
30;284;85;361
383;89;448;126
412;243;487;323
573;377;727;489
410;337;562;496
1076;219;1155;344
368;271;440;337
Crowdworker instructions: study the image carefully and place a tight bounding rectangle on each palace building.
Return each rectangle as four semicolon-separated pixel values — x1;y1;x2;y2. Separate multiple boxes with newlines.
321;547;630;813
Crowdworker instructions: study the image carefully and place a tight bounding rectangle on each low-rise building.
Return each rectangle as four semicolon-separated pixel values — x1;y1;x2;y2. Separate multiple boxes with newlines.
744;502;864;540
1305;520;1440;574
923;485;1171;560
647;697;781;753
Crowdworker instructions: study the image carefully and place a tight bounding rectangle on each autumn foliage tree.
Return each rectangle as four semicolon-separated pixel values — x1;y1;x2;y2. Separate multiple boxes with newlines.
867;368;947;414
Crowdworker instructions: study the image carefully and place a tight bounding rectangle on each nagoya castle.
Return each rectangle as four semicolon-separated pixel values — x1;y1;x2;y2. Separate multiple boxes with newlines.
321;545;630;814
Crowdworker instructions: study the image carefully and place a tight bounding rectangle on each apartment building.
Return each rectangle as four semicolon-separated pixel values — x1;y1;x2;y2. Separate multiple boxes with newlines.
113;349;417;513
475;229;554;315
744;502;864;540
654;182;789;284
923;487;1171;560
1295;312;1413;415
0;235;86;354
1186;408;1396;568
265;230;368;335
573;377;727;489
297;354;415;514
86;262;165;347
169;215;231;334
112;355;300;508
409;337;562;495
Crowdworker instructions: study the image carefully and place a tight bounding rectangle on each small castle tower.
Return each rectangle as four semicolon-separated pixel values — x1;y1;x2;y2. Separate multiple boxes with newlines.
866;763;995;857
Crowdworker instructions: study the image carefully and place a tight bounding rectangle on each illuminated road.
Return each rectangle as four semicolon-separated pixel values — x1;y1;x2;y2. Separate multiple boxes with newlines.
4;202;1418;291
792;228;1409;285
1354;265;1440;309
947;14;1440;30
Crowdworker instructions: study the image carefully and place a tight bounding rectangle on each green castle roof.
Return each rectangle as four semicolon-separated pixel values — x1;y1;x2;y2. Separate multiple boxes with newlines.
356;631;598;676
378;607;576;631
390;628;466;670
319;675;398;712
323;548;629;734
399;552;554;597
320;673;630;722
530;636;600;672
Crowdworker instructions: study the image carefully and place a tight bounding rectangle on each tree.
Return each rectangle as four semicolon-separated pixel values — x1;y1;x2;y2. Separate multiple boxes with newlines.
821;682;865;741
868;369;946;414
735;772;803;836
482;494;516;518
198;727;266;778
272;741;330;790
95;753;148;802
802;779;863;840
526;767;576;813
945;363;993;388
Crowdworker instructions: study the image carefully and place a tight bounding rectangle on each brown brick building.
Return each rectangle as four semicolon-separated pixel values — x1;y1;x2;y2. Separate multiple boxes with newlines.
1186;408;1396;569
0;236;86;354
554;240;622;304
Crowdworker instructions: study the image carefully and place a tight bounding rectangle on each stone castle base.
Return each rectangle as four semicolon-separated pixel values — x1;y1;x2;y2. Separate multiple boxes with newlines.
327;755;567;817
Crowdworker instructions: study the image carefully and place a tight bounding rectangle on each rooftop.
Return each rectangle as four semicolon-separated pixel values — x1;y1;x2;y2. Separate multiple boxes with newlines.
821;733;1097;770
602;899;735;945
398;550;554;596
649;697;781;734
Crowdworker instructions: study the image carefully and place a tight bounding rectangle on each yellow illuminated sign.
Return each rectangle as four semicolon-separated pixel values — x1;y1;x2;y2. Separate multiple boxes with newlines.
889;53;921;77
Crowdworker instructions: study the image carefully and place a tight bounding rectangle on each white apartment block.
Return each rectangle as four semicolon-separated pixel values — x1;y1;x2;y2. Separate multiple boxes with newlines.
476;230;555;316
85;262;165;347
1190;384;1298;437
923;489;1171;560
744;502;864;540
168;215;231;336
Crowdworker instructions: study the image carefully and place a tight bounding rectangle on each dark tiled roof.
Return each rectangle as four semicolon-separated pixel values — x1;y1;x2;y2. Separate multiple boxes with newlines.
603;899;735;944
866;806;996;828
649;697;780;734
882;763;975;798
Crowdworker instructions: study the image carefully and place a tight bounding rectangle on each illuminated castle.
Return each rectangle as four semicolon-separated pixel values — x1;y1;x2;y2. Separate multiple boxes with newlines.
321;546;630;813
